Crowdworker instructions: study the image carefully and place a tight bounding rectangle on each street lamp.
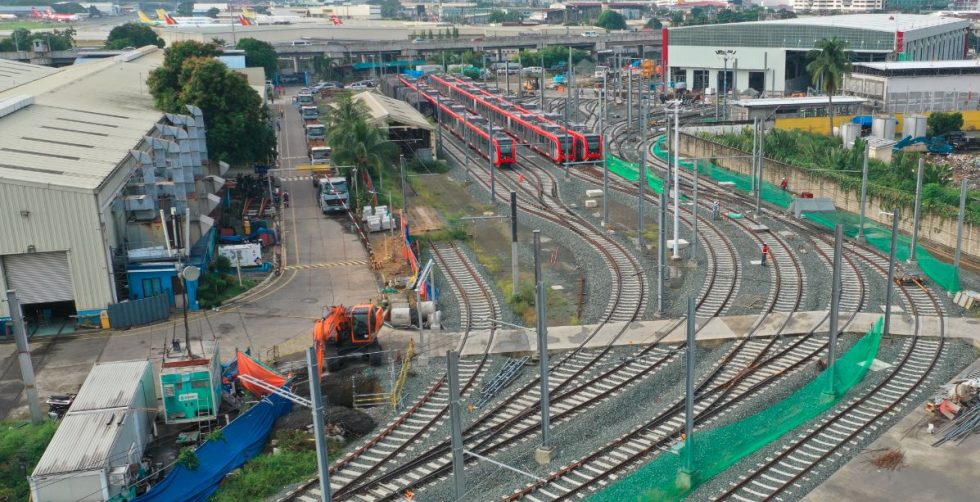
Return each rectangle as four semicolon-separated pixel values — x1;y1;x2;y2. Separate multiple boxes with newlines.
715;49;736;120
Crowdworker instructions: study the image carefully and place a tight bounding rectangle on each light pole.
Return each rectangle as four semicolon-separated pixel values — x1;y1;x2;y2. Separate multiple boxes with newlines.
672;99;681;259
856;141;870;243
601;72;609;229
715;49;736;120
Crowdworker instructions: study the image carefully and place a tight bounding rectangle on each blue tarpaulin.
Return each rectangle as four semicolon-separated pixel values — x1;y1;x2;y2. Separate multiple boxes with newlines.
136;394;293;502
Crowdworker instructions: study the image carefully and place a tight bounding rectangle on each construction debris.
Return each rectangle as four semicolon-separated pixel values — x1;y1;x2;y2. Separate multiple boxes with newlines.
926;371;980;446
864;448;907;471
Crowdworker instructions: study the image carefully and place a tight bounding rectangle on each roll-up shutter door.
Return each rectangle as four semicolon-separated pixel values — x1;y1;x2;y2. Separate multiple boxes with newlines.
2;252;74;305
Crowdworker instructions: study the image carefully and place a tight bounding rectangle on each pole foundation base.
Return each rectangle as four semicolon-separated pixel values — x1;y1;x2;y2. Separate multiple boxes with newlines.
534;445;555;465
676;468;698;491
855;234;867;244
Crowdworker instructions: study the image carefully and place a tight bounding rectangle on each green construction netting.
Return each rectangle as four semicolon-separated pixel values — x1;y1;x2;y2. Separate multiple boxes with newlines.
650;138;961;292
607;155;665;195
590;317;884;502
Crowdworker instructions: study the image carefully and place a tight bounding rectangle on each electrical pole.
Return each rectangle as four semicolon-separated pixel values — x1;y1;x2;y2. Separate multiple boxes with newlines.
7;290;42;424
857;142;870;243
400;155;408;218
884;209;900;337
755;120;765;216
601;71;609;229
672;101;681;259
306;347;332;502
436;95;444;159
954;179;968;273
511;191;519;297
751;117;758;195
638;82;647;252
627;61;632;130
447;350;466;500
533;230;553;463
909;157;924;264
462;112;470;181
827;224;843;396
540;50;545;112
658;188;667;316
690;164;699;266
684;296;696;472
489;113;496;203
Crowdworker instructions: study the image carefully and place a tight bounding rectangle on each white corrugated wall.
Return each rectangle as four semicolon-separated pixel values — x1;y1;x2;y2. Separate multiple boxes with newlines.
0;181;111;317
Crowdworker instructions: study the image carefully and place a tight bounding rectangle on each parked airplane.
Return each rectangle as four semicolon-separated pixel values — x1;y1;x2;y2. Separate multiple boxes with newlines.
137;10;166;26
32;7;81;23
156;9;218;26
330;15;343;25
0;13;18;20
241;7;297;25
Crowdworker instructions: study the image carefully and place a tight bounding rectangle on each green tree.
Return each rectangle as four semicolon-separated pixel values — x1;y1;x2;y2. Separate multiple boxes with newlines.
670;12;684;25
645;17;662;30
927;112;964;137
88;5;102;17
177;2;194;16
177;57;277;165
596;11;627;31
380;0;401;18
148;40;221;112
52;2;85;14
312;54;338;80
452;26;459;38
806;37;852;136
105;22;164;50
327;94;398;192
488;9;520;23
427;29;434;40
236;38;278;79
0;27;75;51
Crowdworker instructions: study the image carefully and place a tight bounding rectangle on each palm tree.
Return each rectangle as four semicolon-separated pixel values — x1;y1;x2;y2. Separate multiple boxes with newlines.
327;95;399;206
807;37;853;136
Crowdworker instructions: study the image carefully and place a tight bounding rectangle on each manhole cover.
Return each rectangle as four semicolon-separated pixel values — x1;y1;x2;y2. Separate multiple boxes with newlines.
218;323;235;334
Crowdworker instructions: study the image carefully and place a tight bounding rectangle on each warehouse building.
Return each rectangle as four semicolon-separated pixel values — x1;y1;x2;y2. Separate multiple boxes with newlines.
0;47;227;332
663;14;971;98
30;360;156;502
843;60;980;113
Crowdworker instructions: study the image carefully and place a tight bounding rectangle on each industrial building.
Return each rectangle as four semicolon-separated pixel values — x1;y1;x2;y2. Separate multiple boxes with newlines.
0;47;227;332
663;14;972;97
30;360;156;502
792;0;883;12
351;90;434;157
843;60;980;113
731;95;867;121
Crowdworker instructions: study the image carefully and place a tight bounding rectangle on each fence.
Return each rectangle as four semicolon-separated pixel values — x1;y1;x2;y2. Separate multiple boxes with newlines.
106;294;170;330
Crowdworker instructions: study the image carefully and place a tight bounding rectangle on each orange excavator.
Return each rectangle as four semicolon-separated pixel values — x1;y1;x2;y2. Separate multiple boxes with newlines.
314;305;386;375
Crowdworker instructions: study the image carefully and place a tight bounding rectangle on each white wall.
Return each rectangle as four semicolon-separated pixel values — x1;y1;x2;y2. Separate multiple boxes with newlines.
668;46;787;95
31;470;107;502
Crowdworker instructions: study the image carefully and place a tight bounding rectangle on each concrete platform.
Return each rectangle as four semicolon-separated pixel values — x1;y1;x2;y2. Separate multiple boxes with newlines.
386;312;980;358
805;359;980;502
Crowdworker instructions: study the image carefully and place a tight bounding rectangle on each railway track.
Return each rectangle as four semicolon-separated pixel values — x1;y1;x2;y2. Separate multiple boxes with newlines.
280;237;502;502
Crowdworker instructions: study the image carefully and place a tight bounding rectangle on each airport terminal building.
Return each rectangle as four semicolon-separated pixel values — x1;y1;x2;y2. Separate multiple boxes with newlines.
663;14;972;97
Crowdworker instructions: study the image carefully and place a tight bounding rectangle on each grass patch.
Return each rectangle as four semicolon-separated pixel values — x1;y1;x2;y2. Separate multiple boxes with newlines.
210;430;342;502
197;272;257;309
0;21;57;31
0;420;58;501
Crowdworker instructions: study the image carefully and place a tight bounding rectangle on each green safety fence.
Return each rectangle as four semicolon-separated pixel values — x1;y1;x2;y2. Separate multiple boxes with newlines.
651;138;961;292
607;155;665;195
590;317;885;502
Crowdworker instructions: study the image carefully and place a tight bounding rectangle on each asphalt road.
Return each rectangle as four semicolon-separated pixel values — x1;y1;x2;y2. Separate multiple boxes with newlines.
0;88;380;420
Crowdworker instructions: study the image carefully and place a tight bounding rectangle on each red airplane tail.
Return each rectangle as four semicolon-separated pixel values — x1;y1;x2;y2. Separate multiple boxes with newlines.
239;15;252;26
165;14;178;25
330;15;343;25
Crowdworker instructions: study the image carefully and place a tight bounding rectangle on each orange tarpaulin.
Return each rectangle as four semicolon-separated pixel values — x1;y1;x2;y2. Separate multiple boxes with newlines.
236;351;287;397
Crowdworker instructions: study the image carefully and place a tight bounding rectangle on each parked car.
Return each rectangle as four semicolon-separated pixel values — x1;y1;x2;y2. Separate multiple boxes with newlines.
412;38;425;44
581;31;598;38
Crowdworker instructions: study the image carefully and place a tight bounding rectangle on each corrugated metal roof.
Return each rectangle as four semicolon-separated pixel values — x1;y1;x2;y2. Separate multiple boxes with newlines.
0;59;58;93
734;96;867;108
352;91;434;131
751;13;968;33
31;411;127;477
855;60;980;71
70;360;151;412
0;48;164;191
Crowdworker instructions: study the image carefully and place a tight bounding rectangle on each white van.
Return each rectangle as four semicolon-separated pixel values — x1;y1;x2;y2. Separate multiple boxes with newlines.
581;31;598;38
291;40;311;46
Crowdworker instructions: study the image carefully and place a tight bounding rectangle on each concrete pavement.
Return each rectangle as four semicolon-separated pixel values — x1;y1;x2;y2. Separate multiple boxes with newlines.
0;88;380;420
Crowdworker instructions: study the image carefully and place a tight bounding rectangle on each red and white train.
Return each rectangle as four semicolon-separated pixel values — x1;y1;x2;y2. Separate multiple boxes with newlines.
398;76;516;168
439;74;603;162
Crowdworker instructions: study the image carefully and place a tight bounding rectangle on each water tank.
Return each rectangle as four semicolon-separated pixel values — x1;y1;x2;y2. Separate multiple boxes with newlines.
872;115;897;140
903;114;927;139
839;122;860;148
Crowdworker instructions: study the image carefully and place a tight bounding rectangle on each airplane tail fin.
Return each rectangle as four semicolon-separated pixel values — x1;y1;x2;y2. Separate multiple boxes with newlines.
31;7;41;18
242;8;256;19
137;10;155;24
156;9;169;20
239;15;252;26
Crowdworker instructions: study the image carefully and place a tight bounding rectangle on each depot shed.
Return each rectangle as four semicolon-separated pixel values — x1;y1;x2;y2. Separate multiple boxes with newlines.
351;91;434;157
29;360;156;502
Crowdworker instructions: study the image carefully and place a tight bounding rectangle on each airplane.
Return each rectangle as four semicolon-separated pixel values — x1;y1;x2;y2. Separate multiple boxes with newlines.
0;14;17;21
32;7;80;23
156;9;217;26
137;10;167;26
241;7;298;25
330;15;343;25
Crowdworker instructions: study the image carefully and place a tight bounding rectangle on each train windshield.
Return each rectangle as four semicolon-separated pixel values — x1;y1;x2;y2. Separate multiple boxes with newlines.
587;135;601;151
498;139;513;156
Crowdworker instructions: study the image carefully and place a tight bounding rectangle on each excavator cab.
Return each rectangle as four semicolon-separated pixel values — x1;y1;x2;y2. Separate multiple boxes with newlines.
315;304;385;375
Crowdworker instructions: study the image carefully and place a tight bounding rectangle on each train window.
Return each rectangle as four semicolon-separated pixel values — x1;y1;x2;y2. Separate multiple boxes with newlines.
587;135;601;151
499;139;513;156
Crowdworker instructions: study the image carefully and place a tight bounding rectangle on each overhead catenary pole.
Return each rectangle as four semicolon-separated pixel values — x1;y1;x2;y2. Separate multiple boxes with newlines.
400;155;408;218
540;49;545;112
672;100;681;259
658;188;667;316
909;157;925;264
638;81;648;252
627;60;633;130
684;296;696;471
857;141;870;243
306;347;332;502
884;208;901;337
511;191;519;297
690;162;699;265
755;120;765;216
489;112;496;203
533;230;551;450
447;350;466;501
954;179;968;272
7;290;43;424
827;224;844;395
751;117;758;195
601;71;609;229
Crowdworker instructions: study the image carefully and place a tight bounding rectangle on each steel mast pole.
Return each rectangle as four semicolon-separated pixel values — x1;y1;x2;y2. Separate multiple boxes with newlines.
857;141;870;243
827;224;844;396
690;162;699;266
909;157;924;264
601;72;609;229
447;350;466;500
533;230;552;457
884;208;901;337
638;78;647;252
684;296;696;471
511;191;519;297
306;347;332;502
658;188;667;316
755;120;765;216
672;101;681;259
954;179;968;273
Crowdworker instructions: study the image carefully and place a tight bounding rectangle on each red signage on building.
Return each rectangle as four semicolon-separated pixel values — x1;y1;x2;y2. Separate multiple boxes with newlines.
896;31;905;53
